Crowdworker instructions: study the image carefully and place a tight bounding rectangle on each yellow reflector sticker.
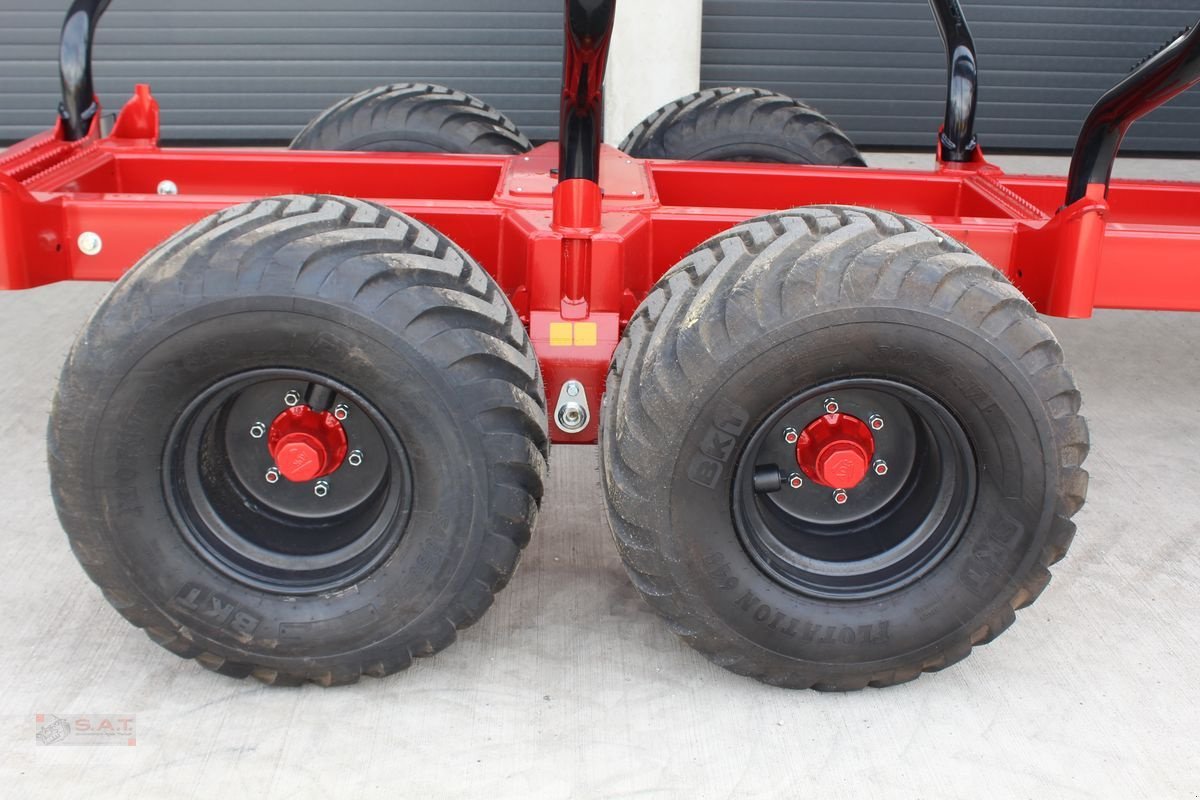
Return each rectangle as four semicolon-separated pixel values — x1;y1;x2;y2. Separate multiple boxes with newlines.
549;322;573;347
573;322;597;347
548;321;599;347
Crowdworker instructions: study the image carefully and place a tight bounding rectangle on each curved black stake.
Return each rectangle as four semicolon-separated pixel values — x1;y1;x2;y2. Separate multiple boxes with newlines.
1066;23;1200;205
59;0;112;141
929;0;979;162
559;0;616;183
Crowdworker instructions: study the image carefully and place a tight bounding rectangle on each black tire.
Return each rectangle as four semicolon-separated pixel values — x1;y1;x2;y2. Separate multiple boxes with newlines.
49;194;548;686
600;206;1088;690
619;87;865;166
290;83;532;154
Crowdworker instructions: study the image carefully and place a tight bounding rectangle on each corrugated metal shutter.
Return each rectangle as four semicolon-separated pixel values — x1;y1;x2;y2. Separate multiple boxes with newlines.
0;0;561;144
702;0;1200;153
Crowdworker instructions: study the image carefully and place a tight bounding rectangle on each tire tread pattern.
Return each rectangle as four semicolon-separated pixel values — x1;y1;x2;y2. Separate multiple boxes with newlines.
599;205;1088;690
619;87;866;166
49;195;548;686
290;83;532;154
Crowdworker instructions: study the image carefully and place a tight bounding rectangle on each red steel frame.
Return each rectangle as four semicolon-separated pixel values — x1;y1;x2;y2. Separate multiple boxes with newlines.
2;1;1200;445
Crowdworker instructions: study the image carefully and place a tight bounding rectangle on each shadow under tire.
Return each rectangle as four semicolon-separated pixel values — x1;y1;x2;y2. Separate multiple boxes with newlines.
49;194;548;686
599;205;1088;690
290;83;532;154
619;87;865;166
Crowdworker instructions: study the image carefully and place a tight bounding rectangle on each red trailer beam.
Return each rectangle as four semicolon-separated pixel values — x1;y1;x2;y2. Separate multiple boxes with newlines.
6;119;1200;315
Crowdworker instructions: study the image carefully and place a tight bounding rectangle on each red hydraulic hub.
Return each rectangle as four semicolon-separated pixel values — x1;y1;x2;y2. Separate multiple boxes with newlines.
267;405;349;483
795;413;876;489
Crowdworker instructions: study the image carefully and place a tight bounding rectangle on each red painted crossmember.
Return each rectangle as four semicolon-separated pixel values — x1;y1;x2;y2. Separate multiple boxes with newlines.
267;405;348;483
795;413;876;489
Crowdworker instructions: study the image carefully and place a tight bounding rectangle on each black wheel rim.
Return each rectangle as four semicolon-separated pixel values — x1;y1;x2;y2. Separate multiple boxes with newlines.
732;378;977;600
164;369;412;594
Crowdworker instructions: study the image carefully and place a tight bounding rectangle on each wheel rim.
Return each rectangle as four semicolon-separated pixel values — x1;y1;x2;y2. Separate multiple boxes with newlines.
732;378;977;600
164;369;412;594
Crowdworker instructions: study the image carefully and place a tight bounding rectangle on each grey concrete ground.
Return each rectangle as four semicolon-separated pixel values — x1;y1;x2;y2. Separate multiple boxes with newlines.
1;155;1198;799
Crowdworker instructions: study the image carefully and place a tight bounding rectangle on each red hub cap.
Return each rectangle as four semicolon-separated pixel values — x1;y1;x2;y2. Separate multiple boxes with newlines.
795;412;875;488
267;405;349;483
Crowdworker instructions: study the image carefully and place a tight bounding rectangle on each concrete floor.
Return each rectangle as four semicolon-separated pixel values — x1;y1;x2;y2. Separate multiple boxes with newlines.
1;155;1199;798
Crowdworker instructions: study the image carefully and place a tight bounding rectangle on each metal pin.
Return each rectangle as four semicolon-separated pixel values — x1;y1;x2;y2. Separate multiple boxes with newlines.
77;231;102;256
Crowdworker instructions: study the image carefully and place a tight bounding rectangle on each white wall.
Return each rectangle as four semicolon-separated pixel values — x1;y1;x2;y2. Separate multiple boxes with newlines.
603;0;703;145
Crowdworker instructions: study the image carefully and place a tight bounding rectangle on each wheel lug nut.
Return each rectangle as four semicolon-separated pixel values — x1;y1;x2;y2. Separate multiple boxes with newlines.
873;459;888;476
832;489;849;505
249;421;266;439
314;480;329;498
783;427;799;444
284;390;301;407
823;398;839;414
265;467;280;484
333;404;350;421
347;449;363;467
788;472;804;489
869;414;884;431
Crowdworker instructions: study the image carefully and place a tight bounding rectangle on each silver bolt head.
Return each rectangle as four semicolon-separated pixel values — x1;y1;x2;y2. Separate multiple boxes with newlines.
823;398;839;414
265;468;280;484
833;489;849;505
556;402;587;433
783;427;799;444
314;480;329;498
564;380;581;397
869;414;884;431
249;422;266;439
284;391;301;407
156;179;178;195
77;231;102;256
873;460;888;476
333;404;350;421
788;473;804;489
347;450;363;467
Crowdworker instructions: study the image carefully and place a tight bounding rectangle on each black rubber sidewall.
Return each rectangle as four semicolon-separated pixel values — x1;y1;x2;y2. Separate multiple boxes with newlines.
665;310;1056;669
328;132;463;153
674;140;826;164
70;298;486;666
